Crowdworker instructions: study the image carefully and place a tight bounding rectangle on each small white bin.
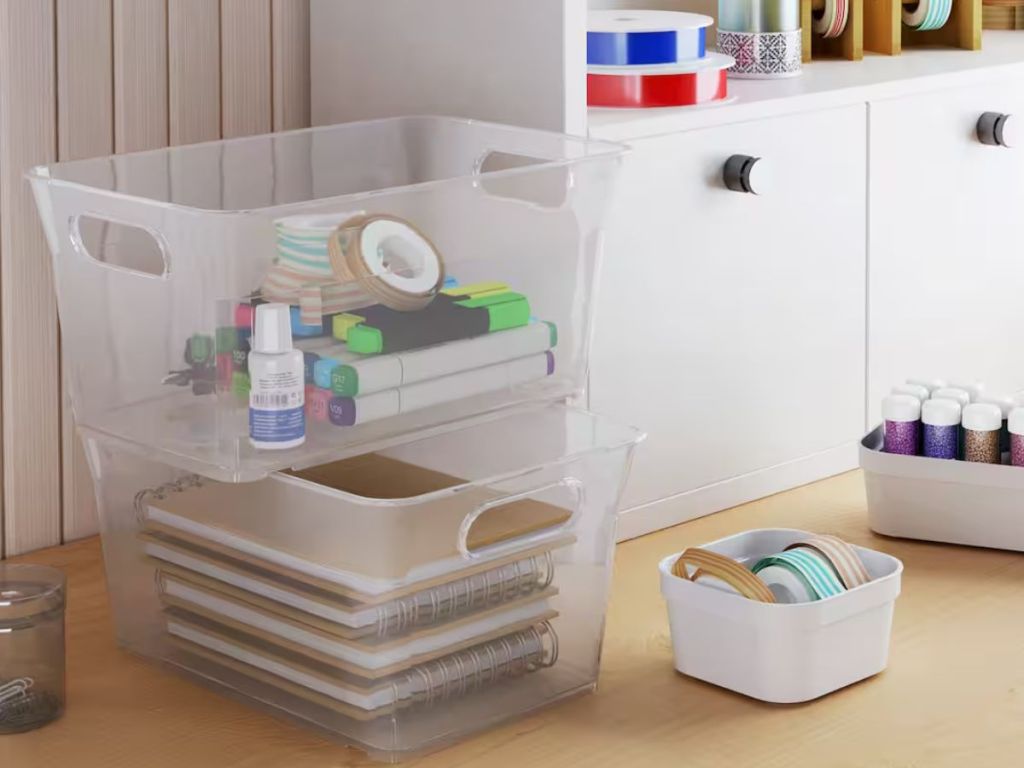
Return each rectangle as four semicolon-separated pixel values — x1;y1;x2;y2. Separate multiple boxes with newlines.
861;425;1024;550
659;528;902;704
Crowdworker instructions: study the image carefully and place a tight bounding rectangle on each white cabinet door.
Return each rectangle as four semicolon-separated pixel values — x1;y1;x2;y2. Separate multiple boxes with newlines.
868;76;1024;421
591;105;867;524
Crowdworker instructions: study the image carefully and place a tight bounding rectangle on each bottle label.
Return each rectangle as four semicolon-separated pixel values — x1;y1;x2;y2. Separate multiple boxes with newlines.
249;369;305;443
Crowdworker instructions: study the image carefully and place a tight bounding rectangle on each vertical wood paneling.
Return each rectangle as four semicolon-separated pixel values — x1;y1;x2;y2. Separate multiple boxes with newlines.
0;0;60;556
222;0;272;138
0;0;311;558
56;0;114;543
272;0;310;131
169;0;221;145
113;0;168;152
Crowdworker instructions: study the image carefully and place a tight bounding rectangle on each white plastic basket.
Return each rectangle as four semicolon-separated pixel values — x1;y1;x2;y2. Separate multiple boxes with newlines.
659;528;902;703
861;425;1024;550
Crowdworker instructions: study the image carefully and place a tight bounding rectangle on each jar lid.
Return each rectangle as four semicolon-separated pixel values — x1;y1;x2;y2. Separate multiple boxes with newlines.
950;380;985;402
0;564;65;625
979;394;1014;418
932;387;971;408
882;394;920;423
892;383;929;403
962;403;1002;432
1010;407;1024;436
922;397;961;427
907;377;947;392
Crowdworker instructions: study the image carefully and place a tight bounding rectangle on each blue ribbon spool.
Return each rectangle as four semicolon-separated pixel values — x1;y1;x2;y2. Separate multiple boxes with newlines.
587;11;712;66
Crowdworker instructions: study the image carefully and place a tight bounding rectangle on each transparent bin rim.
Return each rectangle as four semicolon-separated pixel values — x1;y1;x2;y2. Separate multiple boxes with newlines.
26;115;630;212
84;403;646;494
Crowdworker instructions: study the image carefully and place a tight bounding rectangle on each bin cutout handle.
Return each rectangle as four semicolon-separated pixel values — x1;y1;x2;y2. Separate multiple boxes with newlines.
70;214;170;279
457;477;584;560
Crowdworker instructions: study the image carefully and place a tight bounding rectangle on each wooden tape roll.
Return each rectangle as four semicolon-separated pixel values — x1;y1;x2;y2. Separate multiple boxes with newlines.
672;547;776;603
785;534;871;589
327;214;446;312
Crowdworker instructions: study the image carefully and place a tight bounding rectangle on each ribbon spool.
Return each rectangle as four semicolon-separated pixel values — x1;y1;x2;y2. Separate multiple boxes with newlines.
587;10;713;65
327;214;446;312
784;535;871;589
752;549;846;601
673;547;776;603
813;0;850;37
587;53;734;109
903;0;953;30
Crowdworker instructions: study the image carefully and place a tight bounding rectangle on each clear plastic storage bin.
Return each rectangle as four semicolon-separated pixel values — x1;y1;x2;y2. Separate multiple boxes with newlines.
29;117;625;481
30;118;642;760
85;404;640;760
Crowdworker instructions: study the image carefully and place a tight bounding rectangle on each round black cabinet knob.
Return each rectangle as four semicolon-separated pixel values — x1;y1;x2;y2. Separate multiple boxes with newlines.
977;112;1017;148
723;155;766;194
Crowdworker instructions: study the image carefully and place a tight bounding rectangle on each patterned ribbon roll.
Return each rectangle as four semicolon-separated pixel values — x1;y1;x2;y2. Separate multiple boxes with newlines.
587;10;713;65
587;53;734;109
904;0;953;30
752;549;846;600
785;535;871;589
814;0;850;37
673;547;777;603
716;30;802;78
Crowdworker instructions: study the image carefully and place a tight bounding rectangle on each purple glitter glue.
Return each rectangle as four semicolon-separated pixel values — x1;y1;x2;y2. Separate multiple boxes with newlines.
1010;408;1024;467
921;397;961;460
882;394;921;456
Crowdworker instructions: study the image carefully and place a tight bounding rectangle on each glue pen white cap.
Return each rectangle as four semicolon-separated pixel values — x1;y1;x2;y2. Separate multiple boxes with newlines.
1009;407;1024;436
962;403;1001;432
907;377;947;393
950;380;985;402
882;394;921;423
979;394;1014;419
892;383;929;403
922;398;961;427
932;387;971;409
252;303;294;354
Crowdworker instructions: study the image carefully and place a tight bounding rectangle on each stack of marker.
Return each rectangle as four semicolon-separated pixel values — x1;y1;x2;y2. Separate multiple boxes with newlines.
716;0;803;79
586;11;734;109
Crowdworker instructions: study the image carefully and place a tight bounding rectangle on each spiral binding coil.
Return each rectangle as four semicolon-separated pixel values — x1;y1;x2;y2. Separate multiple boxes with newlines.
397;620;558;708
134;475;204;526
374;552;556;638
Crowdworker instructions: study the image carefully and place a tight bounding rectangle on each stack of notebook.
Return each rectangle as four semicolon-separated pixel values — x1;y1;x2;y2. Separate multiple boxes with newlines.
136;456;571;720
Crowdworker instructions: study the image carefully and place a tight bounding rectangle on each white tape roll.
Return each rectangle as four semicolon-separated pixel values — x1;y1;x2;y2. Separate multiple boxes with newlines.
754;564;815;604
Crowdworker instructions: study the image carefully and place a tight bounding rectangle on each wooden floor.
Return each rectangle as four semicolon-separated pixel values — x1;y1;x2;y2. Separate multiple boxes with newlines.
4;470;1024;767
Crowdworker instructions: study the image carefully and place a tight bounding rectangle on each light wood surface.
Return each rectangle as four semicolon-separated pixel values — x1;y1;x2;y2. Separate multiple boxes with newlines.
113;0;169;152
169;0;222;146
272;0;311;131
0;0;60;557
5;470;1024;766
56;0;114;545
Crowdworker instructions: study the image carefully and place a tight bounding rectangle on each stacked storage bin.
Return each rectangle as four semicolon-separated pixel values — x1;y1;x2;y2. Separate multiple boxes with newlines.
29;117;642;761
586;11;734;108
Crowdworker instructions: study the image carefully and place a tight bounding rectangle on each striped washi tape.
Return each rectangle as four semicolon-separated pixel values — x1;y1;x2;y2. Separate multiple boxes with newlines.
672;547;776;603
587;10;713;65
814;0;850;38
785;535;871;589
587;53;734;108
752;549;846;600
904;0;953;30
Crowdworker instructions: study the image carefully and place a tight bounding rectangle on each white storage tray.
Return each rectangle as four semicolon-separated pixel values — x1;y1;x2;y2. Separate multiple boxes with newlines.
861;425;1024;551
659;528;902;704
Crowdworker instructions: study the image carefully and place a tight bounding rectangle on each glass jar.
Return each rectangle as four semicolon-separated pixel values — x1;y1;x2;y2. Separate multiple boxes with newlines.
0;564;66;733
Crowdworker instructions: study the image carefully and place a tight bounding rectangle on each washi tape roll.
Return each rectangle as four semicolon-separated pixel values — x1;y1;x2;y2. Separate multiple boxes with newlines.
672;547;776;603
718;0;801;32
752;549;845;600
814;0;849;37
716;30;802;78
784;535;871;589
904;0;953;30
587;54;734;109
587;10;713;65
328;215;446;313
754;564;816;603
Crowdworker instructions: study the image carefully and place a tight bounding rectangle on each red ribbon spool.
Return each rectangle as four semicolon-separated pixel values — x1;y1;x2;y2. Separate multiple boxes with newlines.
587;54;733;108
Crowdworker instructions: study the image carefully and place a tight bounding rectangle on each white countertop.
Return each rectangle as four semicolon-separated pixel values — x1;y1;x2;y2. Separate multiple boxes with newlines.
589;31;1024;140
